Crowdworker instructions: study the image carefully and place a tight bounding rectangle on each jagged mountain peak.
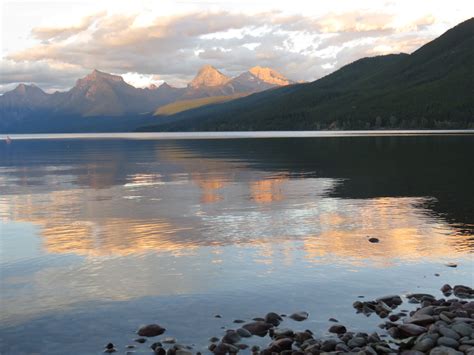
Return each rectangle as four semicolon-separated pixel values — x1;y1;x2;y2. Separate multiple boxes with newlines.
82;69;125;83
12;83;44;95
248;66;291;86
188;65;230;88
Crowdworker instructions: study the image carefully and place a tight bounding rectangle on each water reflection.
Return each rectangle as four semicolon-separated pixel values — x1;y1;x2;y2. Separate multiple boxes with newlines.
0;136;473;336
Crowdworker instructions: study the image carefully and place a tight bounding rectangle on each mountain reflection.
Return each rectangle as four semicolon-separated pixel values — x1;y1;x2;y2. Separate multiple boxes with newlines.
1;136;473;263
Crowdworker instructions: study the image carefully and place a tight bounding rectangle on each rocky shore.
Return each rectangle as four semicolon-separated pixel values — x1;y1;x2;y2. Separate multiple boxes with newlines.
104;284;474;355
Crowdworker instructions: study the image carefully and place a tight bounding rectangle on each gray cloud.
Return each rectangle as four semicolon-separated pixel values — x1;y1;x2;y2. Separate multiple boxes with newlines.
3;10;442;93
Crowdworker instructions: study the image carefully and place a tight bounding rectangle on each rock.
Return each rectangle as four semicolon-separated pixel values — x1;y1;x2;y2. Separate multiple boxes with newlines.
439;326;461;340
294;331;312;343
208;344;217;352
329;324;347;334
430;346;463;355
405;315;436;326
335;343;351;352
214;314;222;318
162;337;176;344
134;338;147;343
401;351;424;355
176;350;192;355
375;345;395;353
271;338;293;351
368;237;379;243
251;345;260;352
398;324;428;337
242;321;273;336
222;330;241;344
264;312;282;326
389;314;400;321
273;328;294;337
451;322;472;337
104;349;116;353
137;324;166;337
328;317;338;322
237;344;248;350
150;342;163;350
445;263;457;268
209;337;219;343
236;328;252;338
348;337;367;348
413;337;436;352
320;339;338;352
437;337;460;348
233;319;245;324
289;311;309;321
441;284;453;293
213;342;238;355
154;348;166;355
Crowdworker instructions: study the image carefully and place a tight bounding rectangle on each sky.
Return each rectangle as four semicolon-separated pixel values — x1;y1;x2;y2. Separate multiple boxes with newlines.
0;0;472;93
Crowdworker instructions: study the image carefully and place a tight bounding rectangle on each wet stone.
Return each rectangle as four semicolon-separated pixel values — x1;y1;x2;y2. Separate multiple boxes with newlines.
437;337;460;348
289;311;309;321
137;324;166;337
329;324;347;334
439;326;461;340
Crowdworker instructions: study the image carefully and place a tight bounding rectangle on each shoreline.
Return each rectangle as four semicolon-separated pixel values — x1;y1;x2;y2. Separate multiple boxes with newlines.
4;129;474;141
103;284;474;354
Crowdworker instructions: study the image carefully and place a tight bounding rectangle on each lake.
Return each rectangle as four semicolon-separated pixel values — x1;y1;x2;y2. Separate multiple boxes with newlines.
0;132;473;354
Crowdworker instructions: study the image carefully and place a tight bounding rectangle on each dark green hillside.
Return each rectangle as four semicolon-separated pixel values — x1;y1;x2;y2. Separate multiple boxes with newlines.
141;18;474;131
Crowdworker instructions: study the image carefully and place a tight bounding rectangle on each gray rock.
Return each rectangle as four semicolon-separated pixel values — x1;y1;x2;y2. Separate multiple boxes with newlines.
413;337;436;352
335;343;351;352
437;337;460;348
264;312;282;326
236;328;252;338
430;346;463;355
439;327;461;340
175;350;192;355
209;337;219;343
162;337;176;344
137;324;166;337
222;330;241;344
451;322;472;337
401;351;424;355
320;339;338;352
348;337;367;348
289;311;309;321
134;338;146;343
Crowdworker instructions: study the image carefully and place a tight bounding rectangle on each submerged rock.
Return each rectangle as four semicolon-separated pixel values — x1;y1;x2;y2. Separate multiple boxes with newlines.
289;311;309;321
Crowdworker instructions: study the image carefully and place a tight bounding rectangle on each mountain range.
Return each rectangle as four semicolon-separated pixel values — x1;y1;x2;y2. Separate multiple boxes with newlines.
1;17;473;133
0;65;293;132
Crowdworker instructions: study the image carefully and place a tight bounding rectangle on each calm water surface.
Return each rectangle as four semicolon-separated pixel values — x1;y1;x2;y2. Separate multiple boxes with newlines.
0;133;473;354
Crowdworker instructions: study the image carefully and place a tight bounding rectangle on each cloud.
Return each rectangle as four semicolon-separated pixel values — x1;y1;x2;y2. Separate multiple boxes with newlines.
3;9;451;91
31;12;106;42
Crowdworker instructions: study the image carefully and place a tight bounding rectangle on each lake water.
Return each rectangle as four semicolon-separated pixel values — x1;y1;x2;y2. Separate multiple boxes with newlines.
0;132;473;354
